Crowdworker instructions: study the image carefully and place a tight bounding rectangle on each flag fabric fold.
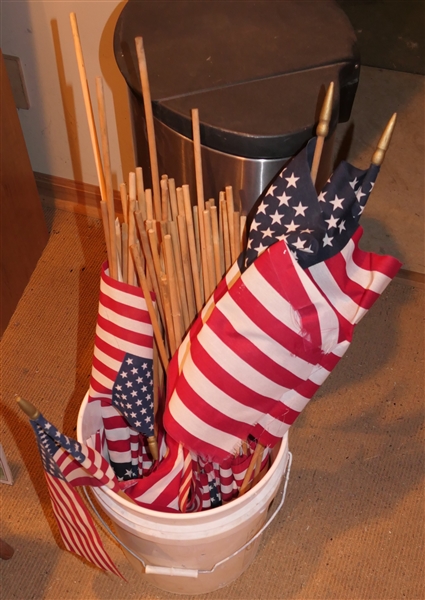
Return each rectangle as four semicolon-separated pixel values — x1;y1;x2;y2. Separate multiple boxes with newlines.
29;413;123;578
163;139;402;464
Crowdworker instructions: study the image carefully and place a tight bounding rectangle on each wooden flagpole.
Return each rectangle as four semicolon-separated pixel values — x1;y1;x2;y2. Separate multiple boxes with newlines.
135;37;161;221
95;76;118;280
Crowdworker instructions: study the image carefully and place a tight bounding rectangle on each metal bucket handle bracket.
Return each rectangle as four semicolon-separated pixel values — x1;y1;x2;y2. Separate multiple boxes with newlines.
84;451;292;579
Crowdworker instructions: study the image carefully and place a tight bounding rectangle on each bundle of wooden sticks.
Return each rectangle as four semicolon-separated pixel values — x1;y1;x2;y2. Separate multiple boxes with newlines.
71;13;251;366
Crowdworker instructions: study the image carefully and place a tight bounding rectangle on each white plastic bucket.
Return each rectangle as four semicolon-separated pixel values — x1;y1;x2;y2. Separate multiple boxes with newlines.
77;394;291;595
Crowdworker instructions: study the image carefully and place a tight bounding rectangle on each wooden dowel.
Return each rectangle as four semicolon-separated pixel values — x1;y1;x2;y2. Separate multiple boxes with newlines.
160;220;169;243
127;195;136;285
136;167;147;222
182;184;203;313
153;338;159;427
119;182;128;224
135;37;161;220
225;186;236;263
168;178;179;222
191;108;210;300
192;206;205;303
121;221;128;284
131;245;168;371
147;228;163;295
145;188;153;221
233;211;241;258
239;443;265;497
134;211;165;326
210;206;222;284
115;217;123;280
220;196;232;272
100;200;113;268
69;13;106;204
311;81;334;185
160;177;170;222
176;186;185;217
163;234;183;349
95;76;117;280
203;209;216;293
170;220;190;332
218;192;225;275
240;214;247;250
160;273;176;357
129;171;136;205
177;214;196;324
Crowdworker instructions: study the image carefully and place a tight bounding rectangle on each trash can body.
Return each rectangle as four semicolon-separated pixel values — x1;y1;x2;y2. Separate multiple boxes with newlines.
114;0;360;214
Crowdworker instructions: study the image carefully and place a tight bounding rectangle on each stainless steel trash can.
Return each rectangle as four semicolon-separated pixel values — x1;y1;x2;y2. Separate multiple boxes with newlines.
114;0;360;216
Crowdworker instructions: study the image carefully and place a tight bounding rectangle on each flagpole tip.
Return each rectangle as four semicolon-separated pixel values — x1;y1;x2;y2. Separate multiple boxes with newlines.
316;81;335;138
371;113;397;166
147;436;159;461
16;396;40;420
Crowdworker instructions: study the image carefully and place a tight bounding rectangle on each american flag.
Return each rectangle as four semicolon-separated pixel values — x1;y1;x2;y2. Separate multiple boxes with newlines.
29;413;123;578
164;139;402;463
88;264;196;512
88;264;154;479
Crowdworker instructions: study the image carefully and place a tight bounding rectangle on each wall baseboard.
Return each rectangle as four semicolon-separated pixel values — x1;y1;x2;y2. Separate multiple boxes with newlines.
34;172;123;220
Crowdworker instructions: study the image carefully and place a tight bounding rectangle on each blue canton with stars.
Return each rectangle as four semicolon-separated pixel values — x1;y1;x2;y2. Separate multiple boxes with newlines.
112;353;154;438
244;138;380;270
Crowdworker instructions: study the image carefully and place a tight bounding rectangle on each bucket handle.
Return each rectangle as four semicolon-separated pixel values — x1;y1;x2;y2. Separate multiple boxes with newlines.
84;451;292;579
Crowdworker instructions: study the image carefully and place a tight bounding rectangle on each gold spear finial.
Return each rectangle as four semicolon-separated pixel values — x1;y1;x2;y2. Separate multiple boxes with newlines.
371;113;397;166
16;396;40;420
316;81;335;138
311;82;335;185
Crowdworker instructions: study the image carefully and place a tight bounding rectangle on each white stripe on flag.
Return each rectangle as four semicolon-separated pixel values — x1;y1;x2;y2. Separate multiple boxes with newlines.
286;251;341;354
183;349;266;424
278;389;311;413
168;390;242;455
101;278;149;313
90;364;114;392
93;345;122;374
308;261;367;324
199;324;291;399
341;237;393;293
96;323;153;359
242;264;304;335
98;301;152;336
216;294;316;380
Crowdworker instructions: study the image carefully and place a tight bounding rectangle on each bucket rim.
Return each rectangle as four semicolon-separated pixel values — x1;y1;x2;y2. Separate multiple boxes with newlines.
78;392;288;520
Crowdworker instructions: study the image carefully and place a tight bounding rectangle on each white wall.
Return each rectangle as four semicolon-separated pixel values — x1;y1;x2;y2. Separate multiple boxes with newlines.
1;0;134;188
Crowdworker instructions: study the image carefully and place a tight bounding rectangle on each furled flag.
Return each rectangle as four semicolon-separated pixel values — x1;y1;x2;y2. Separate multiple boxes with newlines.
28;411;123;578
88;263;155;479
86;264;198;512
164;139;402;463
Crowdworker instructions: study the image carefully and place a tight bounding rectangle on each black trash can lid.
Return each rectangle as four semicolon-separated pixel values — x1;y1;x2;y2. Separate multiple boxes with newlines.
114;0;359;159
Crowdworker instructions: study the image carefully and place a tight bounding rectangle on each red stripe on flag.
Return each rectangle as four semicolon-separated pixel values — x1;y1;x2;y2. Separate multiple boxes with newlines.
45;472;123;578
